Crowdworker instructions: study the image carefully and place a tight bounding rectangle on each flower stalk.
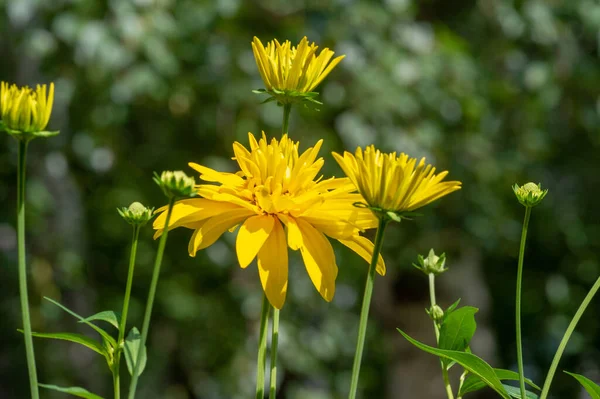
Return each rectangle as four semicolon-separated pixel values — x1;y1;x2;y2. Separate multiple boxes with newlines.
539;275;600;399
348;216;388;399
515;206;532;399
256;295;271;399
16;139;40;399
428;273;454;399
128;198;175;399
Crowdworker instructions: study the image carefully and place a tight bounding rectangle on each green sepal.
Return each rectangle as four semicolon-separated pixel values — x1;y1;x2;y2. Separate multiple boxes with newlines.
24;330;106;356
79;310;121;330
459;369;540;397
4;127;60;141
252;87;323;107
39;383;105;399
564;371;600;398
44;297;117;348
397;329;510;399
124;327;147;377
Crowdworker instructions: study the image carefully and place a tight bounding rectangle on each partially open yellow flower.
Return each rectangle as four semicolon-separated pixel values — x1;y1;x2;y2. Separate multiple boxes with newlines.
1;81;55;135
153;133;384;309
251;36;345;104
332;146;462;217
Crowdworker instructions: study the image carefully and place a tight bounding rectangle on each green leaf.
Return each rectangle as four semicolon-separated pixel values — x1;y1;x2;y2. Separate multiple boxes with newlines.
397;329;510;399
27;331;105;356
565;371;600;399
44;297;117;348
503;385;539;398
439;306;478;354
124;327;147;377
39;383;105;399
459;369;540;397
445;298;462;316
79;311;120;330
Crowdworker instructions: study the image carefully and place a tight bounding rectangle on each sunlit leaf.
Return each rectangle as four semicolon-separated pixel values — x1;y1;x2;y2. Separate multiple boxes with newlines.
39;383;105;399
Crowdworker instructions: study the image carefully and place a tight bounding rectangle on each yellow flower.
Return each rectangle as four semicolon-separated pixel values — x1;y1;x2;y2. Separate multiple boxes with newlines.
153;133;384;309
332;146;462;216
1;81;55;134
251;36;345;103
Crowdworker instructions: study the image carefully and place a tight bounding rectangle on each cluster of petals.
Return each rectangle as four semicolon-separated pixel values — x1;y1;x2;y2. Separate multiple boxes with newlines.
332;146;462;214
154;132;384;309
0;81;54;133
251;36;345;94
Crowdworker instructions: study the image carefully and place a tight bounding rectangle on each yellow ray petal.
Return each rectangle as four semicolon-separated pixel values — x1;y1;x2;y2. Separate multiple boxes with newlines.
296;218;338;301
236;214;275;268
152;198;242;232
189;162;245;186
338;235;385;276
188;209;255;255
257;218;288;309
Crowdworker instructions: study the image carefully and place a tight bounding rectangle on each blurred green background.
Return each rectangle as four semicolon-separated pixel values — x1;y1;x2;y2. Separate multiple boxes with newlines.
1;0;599;398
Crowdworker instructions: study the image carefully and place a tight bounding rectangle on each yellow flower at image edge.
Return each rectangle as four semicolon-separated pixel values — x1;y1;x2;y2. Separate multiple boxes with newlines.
332;146;462;216
153;133;384;309
0;81;57;137
252;36;345;101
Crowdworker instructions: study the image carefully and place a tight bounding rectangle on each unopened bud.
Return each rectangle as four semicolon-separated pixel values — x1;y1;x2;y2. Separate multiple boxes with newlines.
118;202;154;226
413;249;447;276
513;182;548;208
154;170;196;199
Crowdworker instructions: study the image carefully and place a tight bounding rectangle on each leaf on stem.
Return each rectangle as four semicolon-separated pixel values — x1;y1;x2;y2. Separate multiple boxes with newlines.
459;369;540;397
502;384;539;398
124;327;147;377
564;371;600;399
79;310;121;330
438;306;478;366
39;383;105;399
25;331;106;356
397;329;510;399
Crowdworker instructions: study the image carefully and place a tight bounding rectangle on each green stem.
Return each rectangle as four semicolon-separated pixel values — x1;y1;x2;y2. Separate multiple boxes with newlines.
428;273;454;399
127;198;175;399
348;217;388;399
282;104;291;135
539;275;600;399
256;294;270;399
269;308;280;399
515;207;532;399
114;225;140;399
17;139;40;399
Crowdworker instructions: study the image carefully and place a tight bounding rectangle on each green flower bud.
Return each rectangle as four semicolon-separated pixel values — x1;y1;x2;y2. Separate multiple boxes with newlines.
118;202;154;226
154;170;196;199
413;249;448;276
428;304;445;322
513;182;548;208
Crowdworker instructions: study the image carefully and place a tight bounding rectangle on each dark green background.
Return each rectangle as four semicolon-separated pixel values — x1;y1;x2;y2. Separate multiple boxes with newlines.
1;0;599;398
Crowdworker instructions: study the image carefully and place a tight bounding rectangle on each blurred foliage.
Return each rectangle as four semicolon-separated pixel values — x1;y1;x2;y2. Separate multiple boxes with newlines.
1;0;599;398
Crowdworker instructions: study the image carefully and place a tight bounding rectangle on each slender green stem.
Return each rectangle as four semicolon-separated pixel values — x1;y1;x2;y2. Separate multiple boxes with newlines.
269;308;280;399
113;225;140;399
428;273;454;399
282;104;291;135
456;370;468;399
127;198;175;399
515;207;532;399
256;295;271;399
17;139;40;399
348;217;388;399
539;275;600;399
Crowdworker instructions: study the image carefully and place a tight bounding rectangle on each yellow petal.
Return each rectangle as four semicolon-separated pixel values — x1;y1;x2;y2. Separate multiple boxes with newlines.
257;218;288;309
152;198;242;232
188;209;255;255
296;218;338;302
189;162;244;186
280;215;302;250
236;214;275;268
338;235;386;276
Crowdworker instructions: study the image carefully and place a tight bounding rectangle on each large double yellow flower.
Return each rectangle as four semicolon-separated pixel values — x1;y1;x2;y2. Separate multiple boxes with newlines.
332;146;462;214
251;36;345;94
1;81;54;133
154;133;384;309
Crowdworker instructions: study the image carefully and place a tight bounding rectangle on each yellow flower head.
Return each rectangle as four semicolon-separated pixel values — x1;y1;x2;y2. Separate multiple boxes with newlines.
153;133;384;309
251;36;345;103
332;146;462;217
1;81;55;135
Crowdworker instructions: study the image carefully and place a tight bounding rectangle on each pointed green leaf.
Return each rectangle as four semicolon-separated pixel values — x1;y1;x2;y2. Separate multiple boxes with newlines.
27;331;105;356
397;329;510;399
39;383;105;399
503;385;539;398
439;306;478;355
124;327;147;377
79;311;120;330
459;369;540;396
445;298;462;316
44;297;117;348
565;371;600;399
